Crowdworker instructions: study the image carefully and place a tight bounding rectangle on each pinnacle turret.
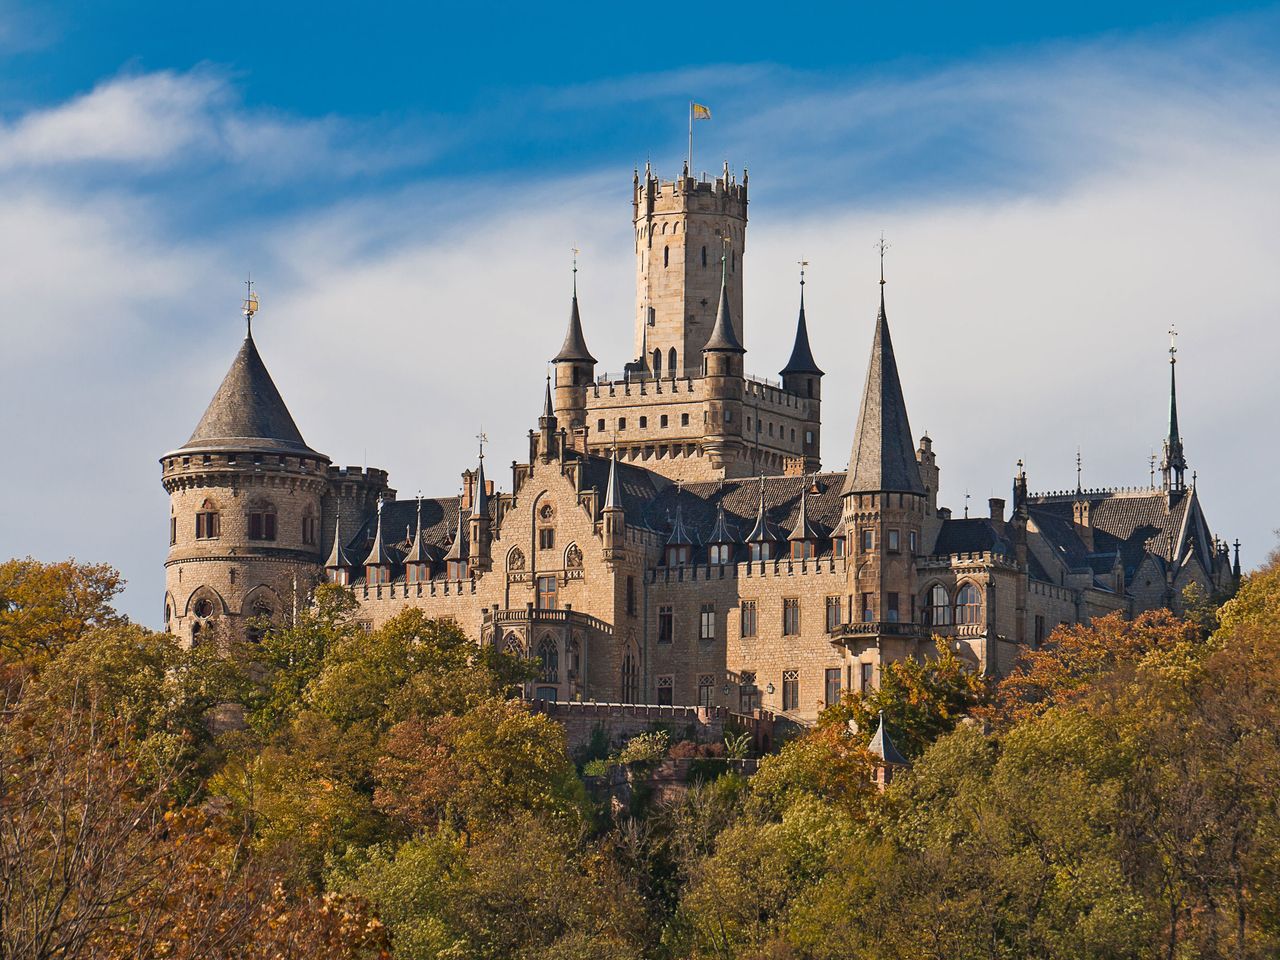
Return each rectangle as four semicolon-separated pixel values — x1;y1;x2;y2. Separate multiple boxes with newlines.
780;276;822;378
702;257;745;354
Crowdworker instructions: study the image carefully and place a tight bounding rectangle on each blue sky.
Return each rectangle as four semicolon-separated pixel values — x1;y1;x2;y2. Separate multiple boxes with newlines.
2;2;1279;624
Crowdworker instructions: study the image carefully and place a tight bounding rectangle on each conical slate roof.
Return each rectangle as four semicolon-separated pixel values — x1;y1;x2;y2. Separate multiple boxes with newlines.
552;291;596;364
780;287;823;377
867;710;908;766
841;289;924;496
181;334;320;457
703;268;745;354
363;499;392;566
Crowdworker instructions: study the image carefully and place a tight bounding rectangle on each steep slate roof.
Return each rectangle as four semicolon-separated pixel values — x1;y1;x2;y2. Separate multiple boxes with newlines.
779;287;823;377
867;712;909;766
181;335;321;457
930;518;1012;557
645;474;844;548
342;495;472;577
841;289;924;496
552;290;597;364
702;269;746;354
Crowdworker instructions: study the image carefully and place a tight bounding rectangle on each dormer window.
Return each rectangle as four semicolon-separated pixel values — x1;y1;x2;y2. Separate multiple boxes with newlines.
329;567;350;586
448;559;468;580
406;563;428;583
790;540;814;560
709;543;732;565
366;565;390;585
749;542;773;562
666;545;690;566
832;537;845;558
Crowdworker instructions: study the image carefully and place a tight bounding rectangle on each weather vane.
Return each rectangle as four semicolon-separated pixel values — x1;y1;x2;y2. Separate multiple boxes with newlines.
1168;324;1178;362
875;232;890;285
476;429;488;461
798;258;809;286
242;274;259;337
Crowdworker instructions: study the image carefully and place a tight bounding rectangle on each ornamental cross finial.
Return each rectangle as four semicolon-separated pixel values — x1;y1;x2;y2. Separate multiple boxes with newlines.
875;232;890;285
1168;324;1178;363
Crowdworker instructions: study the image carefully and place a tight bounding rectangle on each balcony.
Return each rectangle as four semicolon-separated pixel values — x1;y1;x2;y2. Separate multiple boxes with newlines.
832;620;926;641
483;604;614;637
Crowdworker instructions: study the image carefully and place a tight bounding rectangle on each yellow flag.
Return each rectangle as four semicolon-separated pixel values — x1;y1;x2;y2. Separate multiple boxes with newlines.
692;103;712;121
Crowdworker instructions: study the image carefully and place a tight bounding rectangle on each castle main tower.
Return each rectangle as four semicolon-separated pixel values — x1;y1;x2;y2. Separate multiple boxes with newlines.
160;304;330;648
633;162;747;378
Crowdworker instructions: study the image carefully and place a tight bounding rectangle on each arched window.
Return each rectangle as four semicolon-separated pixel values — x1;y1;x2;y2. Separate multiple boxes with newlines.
668;347;677;374
245;600;273;643
621;651;639;702
663;245;669;267
195;499;220;540
163;602;172;629
701;245;707;268
537;636;559;684
732;249;736;272
956;583;982;625
925;584;951;626
503;633;523;657
247;501;277;541
652;349;662;377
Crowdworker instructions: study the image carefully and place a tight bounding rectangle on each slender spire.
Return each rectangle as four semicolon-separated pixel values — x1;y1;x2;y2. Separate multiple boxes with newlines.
666;484;692;545
444;497;467;562
603;446;622;511
1076;448;1083;495
472;434;489;519
1233;539;1242;578
867;710;908;765
362;497;391;567
746;475;778;543
841;240;925;497
404;496;427;563
552;249;597;364
708;495;738;544
788;476;820;542
542;373;555;420
325;505;351;568
703;244;745;354
780;260;823;378
1161;325;1187;492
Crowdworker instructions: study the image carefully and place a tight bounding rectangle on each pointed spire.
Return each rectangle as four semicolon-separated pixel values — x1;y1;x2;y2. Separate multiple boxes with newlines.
867;710;908;766
781;261;823;377
443;499;467;562
472;440;489;519
788;476;820;541
666;486;692;546
603;447;622;511
708;496;738;544
702;249;745;354
362;497;392;567
841;249;925;497
325;506;351;568
1233;539;1242;578
746;476;779;543
404;496;428;563
552;252;596;364
1161;325;1187;492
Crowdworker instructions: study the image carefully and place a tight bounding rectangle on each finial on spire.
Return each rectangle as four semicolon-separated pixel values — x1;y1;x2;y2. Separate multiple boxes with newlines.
798;258;808;288
1168;324;1178;364
242;274;259;338
875;232;890;286
964;489;971;519
476;429;487;461
1150;451;1157;488
1076;447;1083;494
571;245;579;296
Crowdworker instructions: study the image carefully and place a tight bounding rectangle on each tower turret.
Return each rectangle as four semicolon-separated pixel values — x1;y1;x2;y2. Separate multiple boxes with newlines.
634;164;748;377
160;289;329;648
552;258;596;445
780;264;823;472
467;446;493;572
601;449;626;563
700;257;747;472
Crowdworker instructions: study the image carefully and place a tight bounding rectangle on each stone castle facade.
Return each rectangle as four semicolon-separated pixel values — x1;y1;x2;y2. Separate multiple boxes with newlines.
161;164;1240;723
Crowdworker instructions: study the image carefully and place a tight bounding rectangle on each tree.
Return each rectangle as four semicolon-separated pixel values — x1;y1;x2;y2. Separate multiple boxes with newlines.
0;558;124;669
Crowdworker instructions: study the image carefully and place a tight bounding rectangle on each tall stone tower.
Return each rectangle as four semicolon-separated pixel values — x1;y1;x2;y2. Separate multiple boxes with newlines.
160;319;330;648
633;162;747;378
840;278;927;667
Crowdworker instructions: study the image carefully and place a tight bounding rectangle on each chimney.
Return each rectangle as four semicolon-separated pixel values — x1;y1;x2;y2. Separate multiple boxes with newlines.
783;456;807;477
461;469;476;511
989;497;1005;532
938;506;952;521
1072;498;1094;551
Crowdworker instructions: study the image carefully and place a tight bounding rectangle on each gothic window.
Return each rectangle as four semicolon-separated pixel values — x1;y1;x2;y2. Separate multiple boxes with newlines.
698;674;715;707
536;575;557;610
169;513;177;545
621;651;639;702
301;512;318;546
701;245;707;267
626;575;636;616
825;596;842;633
663;246;669;268
193;597;215;619
740;600;757;638
709;543;732;565
739;671;759;712
781;669;799;711
825;668;842;707
247;502;277;541
195;500;220;540
503;633;523;657
782;598;800;636
956;582;982;625
668;347;676;373
699;603;715;640
749;541;772;562
652;349;662;377
925;584;952;626
537;636;559;684
245;600;273;643
163;601;172;629
656;675;674;706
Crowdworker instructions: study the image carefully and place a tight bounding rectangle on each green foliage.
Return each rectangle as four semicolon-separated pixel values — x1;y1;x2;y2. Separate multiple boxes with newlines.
723;730;752;760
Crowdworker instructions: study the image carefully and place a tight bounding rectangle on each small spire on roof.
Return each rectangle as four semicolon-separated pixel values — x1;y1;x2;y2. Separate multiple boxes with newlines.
444;494;467;562
553;248;597;364
746;475;778;543
404;495;429;563
543;372;554;420
472;432;489;519
708;489;738;544
603;446;622;511
867;710;908;766
781;259;823;379
703;239;745;354
325;505;351;568
362;496;392;567
666;481;692;545
788;475;819;541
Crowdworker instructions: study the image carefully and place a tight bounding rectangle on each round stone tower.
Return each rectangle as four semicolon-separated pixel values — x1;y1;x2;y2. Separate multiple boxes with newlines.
160;322;330;648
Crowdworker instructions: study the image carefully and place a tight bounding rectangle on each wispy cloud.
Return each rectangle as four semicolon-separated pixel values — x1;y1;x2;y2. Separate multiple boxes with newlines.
3;16;1280;625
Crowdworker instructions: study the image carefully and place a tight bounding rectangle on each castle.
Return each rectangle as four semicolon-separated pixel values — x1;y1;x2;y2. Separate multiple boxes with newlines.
160;164;1240;723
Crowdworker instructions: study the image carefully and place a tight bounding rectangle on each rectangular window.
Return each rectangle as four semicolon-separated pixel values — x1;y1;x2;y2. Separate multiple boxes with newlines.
195;512;220;540
782;598;800;636
862;529;874;552
302;516;317;546
861;592;874;622
860;662;874;692
741;600;757;638
698;674;715;707
657;675;673;706
597;418;605;432
169;516;177;545
538;527;555;550
1034;614;1046;646
909;530;918;553
619;417;627;431
699;603;715;640
660;414;669;427
887;592;900;623
639;416;648;428
739;671;758;712
888;529;900;553
626;575;636;616
782;669;799;711
681;413;689;426
658;605;674;643
536;575;557;609
825;596;842;633
825;668;842;707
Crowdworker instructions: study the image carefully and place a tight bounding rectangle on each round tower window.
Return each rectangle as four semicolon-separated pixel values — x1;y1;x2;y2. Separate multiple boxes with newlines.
193;598;215;619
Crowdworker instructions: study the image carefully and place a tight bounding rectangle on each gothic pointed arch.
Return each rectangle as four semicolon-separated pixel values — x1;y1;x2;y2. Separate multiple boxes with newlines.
537;634;559;683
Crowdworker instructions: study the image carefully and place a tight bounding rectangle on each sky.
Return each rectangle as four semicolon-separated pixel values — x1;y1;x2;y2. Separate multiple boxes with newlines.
2;1;1279;626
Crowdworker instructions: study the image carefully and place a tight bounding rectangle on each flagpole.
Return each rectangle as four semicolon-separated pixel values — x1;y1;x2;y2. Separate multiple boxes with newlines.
688;101;693;174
